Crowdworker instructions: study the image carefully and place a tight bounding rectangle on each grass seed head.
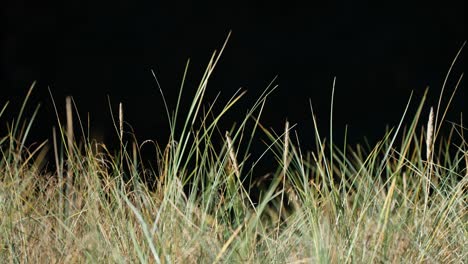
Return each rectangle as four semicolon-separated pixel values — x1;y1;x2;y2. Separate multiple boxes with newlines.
426;106;434;162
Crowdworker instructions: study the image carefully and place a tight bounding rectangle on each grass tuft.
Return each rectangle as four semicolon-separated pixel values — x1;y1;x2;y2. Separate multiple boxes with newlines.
0;41;466;263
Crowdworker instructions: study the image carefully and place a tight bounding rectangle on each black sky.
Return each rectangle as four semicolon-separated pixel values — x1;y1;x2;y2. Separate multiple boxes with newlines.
1;1;465;150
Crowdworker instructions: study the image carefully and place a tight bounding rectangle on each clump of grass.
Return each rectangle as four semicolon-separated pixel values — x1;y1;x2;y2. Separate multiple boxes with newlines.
0;39;466;263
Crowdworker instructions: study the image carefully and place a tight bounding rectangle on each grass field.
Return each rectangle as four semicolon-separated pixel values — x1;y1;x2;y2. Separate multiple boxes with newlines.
1;41;466;263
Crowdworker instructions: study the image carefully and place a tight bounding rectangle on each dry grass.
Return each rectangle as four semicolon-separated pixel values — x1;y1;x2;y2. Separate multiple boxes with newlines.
0;42;466;263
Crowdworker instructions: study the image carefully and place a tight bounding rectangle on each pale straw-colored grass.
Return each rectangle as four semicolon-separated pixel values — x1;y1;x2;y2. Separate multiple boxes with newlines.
0;40;465;263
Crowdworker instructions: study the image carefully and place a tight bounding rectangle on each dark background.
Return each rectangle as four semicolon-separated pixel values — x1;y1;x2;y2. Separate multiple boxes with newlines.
1;1;465;166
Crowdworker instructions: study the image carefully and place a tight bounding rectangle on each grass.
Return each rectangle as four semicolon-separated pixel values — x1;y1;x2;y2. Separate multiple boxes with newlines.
1;39;467;263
